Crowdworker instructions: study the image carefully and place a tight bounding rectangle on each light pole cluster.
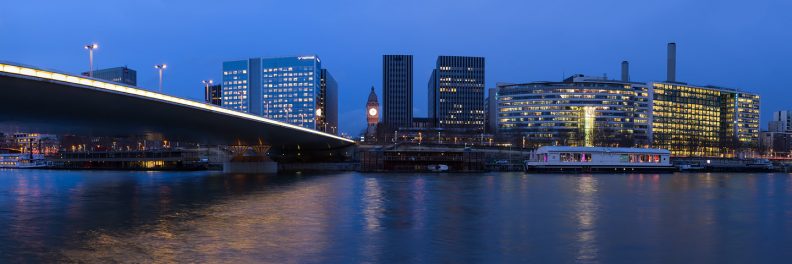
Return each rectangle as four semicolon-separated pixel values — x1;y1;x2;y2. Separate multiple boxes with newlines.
83;42;170;93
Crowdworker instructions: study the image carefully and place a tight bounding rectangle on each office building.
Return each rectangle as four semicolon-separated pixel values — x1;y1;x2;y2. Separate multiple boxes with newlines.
770;111;792;133
760;131;792;157
382;55;413;129
222;55;336;131
650;43;760;157
485;87;498;134
319;69;338;134
205;84;222;106
82;66;137;86
496;74;651;147
428;56;485;131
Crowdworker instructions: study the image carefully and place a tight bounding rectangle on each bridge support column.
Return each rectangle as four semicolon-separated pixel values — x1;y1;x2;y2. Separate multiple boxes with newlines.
222;145;278;174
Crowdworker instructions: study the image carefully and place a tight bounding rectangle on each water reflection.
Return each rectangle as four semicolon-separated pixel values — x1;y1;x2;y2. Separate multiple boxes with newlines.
2;171;792;262
363;177;384;232
575;176;599;263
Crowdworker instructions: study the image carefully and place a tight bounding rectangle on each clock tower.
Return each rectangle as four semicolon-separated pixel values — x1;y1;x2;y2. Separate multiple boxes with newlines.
366;86;379;137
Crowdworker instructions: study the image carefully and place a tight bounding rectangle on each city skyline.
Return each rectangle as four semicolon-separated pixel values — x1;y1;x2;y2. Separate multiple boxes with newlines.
1;0;789;135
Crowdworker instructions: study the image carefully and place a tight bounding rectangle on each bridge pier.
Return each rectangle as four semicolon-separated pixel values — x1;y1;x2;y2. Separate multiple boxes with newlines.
222;145;278;174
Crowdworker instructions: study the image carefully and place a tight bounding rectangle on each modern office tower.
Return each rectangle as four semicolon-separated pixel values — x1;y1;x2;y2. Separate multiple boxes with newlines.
651;82;760;156
82;66;137;86
222;56;333;130
319;69;338;134
382;55;413;129
205;84;222;106
428;56;485;131
650;43;760;156
496;75;651;147
221;60;250;112
485;88;498;134
770;111;792;132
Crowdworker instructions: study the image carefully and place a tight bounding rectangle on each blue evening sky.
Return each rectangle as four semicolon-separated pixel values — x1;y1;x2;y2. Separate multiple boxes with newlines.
1;0;789;135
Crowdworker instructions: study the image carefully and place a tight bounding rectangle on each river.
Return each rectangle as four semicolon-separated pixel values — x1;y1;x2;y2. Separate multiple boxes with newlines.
1;170;791;263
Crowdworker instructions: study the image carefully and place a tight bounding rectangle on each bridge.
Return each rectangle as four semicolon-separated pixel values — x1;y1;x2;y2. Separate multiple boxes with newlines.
0;62;356;164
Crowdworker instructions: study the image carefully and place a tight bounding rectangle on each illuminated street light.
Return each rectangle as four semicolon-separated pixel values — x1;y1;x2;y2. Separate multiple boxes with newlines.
202;79;213;103
155;64;167;92
84;43;98;77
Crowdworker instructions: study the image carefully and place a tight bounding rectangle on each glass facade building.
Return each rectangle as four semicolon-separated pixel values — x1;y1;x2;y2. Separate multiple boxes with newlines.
428;56;485;131
319;69;338;134
496;75;651;147
82;66;137;86
205;84;222;106
382;55;413;129
222;56;336;131
770;110;792;133
221;60;250;112
651;82;759;157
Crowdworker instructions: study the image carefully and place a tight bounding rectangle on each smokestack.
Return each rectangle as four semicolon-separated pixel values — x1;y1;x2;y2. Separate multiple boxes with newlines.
621;61;630;82
667;42;676;82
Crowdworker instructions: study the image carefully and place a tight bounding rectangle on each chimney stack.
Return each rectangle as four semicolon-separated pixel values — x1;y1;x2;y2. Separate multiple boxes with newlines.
621;61;630;82
667;42;676;82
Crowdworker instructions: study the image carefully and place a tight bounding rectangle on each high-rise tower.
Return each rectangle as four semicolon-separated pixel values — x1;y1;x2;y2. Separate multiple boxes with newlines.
382;55;413;129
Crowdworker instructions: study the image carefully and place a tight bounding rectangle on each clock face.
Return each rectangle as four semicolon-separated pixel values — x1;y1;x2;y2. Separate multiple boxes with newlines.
368;108;378;116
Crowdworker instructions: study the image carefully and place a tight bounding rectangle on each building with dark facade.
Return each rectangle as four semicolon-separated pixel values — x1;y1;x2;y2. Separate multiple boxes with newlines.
205;84;222;106
760;131;792;157
82;66;137;86
485;87;498;134
770;110;792;133
382;55;413;129
221;55;337;131
319;69;338;134
428;56;485;131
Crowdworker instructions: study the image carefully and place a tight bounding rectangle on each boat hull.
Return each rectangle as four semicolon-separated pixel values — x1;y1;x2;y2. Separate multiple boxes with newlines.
524;165;676;173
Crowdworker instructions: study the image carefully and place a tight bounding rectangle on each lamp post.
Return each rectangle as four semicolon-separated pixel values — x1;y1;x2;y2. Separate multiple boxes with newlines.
202;80;213;103
155;64;167;92
84;43;98;77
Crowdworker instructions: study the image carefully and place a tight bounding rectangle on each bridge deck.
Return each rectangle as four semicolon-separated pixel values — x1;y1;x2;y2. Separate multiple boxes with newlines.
0;62;355;152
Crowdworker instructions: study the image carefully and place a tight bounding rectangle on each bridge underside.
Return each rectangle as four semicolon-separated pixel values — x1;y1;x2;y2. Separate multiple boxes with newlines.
0;73;354;157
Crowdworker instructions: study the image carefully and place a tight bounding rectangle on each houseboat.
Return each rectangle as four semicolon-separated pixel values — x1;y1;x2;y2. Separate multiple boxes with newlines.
524;146;675;173
0;149;51;169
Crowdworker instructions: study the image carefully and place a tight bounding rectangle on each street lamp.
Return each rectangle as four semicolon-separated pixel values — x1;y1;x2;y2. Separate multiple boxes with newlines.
155;64;167;92
84;43;98;77
202;80;213;103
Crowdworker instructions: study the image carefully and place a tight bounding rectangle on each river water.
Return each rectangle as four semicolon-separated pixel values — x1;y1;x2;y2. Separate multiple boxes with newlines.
1;170;791;263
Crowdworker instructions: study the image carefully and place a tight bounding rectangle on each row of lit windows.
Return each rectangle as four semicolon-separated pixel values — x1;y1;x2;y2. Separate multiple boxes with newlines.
264;78;313;84
224;80;247;85
263;67;313;72
223;70;248;75
263;72;313;78
265;83;313;88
